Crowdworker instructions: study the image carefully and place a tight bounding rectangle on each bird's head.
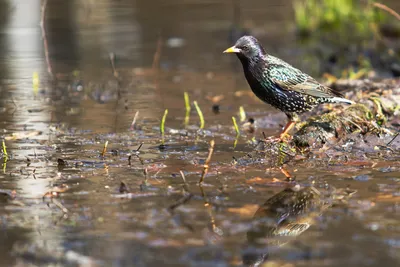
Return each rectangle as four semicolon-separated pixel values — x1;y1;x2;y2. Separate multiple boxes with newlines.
223;36;266;60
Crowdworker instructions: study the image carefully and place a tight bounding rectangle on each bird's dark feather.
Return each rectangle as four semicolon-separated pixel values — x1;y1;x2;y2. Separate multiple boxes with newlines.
227;36;352;118
266;56;343;98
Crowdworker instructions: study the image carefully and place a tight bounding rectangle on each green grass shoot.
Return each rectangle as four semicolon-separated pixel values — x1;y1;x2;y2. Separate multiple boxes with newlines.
232;117;240;149
2;141;8;158
193;101;204;129
184;92;191;126
232;117;240;136
161;109;168;144
239;106;246;122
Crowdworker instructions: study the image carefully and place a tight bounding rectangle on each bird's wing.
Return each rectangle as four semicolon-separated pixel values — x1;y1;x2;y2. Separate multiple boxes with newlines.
268;63;342;98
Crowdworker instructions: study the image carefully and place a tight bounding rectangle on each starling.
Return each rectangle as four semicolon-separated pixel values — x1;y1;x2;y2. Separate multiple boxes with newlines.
224;36;354;141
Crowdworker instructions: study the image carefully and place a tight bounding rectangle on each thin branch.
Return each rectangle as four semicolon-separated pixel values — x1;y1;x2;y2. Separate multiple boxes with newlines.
130;111;139;130
199;140;215;184
152;34;163;72
373;2;400;21
40;0;53;77
387;132;399;146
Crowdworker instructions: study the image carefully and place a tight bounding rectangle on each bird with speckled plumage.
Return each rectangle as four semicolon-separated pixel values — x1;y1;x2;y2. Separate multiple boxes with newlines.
224;36;354;141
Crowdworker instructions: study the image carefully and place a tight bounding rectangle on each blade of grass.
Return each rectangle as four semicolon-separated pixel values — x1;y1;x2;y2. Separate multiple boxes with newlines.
239;106;246;122
184;92;191;126
161;109;168;144
2;141;8;158
193;101;204;129
232;117;240;136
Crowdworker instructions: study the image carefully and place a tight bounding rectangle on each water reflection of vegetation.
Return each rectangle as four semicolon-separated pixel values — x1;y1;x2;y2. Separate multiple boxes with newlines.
292;0;400;79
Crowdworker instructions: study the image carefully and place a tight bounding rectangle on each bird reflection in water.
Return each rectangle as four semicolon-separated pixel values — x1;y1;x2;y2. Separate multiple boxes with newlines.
242;184;354;266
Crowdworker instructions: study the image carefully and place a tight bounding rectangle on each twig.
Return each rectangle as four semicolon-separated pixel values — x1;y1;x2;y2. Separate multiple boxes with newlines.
152;34;163;72
179;170;190;192
169;193;193;210
109;52;118;77
199;140;215;184
179;170;187;184
262;131;267;139
130;111;139;130
199;186;218;233
10;97;17;108
40;0;53;77
373;2;400;21
387;132;399;146
136;143;143;152
101;141;108;157
51;198;68;213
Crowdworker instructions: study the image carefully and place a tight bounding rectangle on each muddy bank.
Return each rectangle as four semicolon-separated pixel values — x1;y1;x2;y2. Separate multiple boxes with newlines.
239;78;400;167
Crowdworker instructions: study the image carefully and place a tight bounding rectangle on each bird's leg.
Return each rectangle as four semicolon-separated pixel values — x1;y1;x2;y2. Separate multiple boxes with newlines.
263;115;299;143
279;121;296;141
278;114;299;142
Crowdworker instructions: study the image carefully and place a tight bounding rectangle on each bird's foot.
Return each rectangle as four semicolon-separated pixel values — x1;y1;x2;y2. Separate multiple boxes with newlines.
279;133;292;143
263;136;280;143
263;134;292;143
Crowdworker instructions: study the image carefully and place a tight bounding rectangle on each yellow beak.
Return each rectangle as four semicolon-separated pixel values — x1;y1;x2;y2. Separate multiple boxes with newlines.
223;46;240;53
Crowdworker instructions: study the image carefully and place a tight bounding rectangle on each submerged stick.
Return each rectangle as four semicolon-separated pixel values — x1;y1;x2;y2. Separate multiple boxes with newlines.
179;170;190;192
152;34;163;72
193;101;205;130
184;92;191;126
199;186;219;234
179;170;187;184
51;198;69;213
387;132;399;146
161;109;168;144
109;52;118;77
199;140;215;184
169;193;193;210
40;0;53;77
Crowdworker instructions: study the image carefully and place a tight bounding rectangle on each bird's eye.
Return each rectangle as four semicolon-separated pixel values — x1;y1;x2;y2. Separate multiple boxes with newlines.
241;45;249;51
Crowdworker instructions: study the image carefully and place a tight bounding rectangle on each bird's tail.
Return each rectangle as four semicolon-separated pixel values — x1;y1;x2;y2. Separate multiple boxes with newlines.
330;97;355;105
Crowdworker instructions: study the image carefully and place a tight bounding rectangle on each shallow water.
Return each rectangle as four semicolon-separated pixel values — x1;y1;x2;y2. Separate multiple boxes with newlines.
0;1;399;266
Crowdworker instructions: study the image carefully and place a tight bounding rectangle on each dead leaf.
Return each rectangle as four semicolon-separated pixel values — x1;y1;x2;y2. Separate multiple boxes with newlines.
206;94;225;103
246;177;281;184
227;204;259;218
